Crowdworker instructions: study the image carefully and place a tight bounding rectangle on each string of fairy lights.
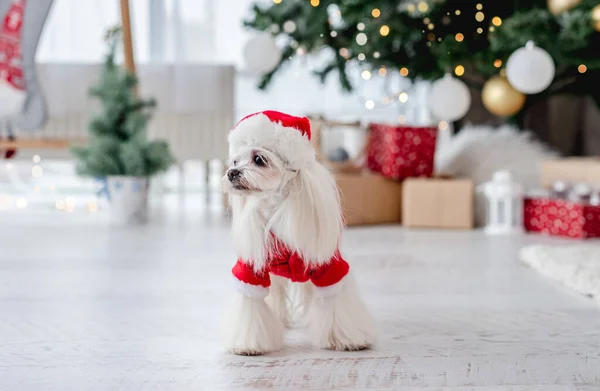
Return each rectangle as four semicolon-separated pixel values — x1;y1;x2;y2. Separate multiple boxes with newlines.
355;2;500;112
268;0;592;121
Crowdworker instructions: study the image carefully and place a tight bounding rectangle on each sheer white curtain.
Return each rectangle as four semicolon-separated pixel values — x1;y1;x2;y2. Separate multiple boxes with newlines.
35;0;395;121
34;0;237;164
36;0;215;63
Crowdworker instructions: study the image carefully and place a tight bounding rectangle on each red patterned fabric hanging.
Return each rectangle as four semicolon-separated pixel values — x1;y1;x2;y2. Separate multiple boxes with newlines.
0;0;26;159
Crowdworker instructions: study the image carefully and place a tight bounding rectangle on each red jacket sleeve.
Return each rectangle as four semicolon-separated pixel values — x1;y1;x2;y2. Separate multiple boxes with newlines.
309;250;349;288
232;259;271;288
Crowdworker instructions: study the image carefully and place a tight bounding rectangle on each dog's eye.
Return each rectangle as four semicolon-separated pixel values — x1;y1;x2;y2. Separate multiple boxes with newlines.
232;159;239;166
253;155;267;167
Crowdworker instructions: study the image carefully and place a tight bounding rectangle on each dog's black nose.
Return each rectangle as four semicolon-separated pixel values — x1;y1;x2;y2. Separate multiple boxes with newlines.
228;169;241;181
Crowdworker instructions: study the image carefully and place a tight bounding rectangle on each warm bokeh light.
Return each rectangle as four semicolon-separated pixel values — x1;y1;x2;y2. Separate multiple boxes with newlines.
578;64;588;73
32;165;44;178
15;197;28;209
455;33;464;42
356;32;368;45
400;67;409;77
371;8;381;17
492;16;502;26
455;65;465;76
494;59;503;68
380;25;390;36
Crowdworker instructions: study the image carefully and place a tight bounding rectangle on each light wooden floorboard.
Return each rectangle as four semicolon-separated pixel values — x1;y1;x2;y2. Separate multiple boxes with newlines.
1;205;599;390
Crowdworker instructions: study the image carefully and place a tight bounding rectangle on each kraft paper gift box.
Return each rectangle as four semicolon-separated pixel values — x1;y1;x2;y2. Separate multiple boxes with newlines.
336;172;403;226
402;177;474;229
541;158;600;188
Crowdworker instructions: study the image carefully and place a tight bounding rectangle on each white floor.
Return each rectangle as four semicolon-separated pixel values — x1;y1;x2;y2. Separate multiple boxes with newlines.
1;200;600;390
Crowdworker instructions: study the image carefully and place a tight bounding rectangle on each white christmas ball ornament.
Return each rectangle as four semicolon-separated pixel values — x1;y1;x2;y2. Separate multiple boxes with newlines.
506;41;555;94
429;74;471;121
243;33;282;75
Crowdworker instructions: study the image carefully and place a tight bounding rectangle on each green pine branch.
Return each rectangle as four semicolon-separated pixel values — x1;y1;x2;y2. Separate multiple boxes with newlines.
243;0;600;107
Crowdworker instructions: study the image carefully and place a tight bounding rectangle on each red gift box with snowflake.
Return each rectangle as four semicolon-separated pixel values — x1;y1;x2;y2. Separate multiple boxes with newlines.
366;123;437;181
523;198;600;239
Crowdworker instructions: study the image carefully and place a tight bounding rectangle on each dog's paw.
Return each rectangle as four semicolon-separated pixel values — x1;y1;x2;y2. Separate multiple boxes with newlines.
327;340;372;352
231;348;267;356
222;293;285;356
338;344;371;352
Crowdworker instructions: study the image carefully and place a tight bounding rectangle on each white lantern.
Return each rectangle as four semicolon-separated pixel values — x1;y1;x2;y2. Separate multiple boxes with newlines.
479;170;523;235
243;33;282;75
506;41;555;94
429;73;471;122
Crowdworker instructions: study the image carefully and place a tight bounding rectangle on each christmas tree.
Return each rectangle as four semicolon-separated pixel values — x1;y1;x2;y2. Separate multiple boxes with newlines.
72;27;174;178
244;0;600;114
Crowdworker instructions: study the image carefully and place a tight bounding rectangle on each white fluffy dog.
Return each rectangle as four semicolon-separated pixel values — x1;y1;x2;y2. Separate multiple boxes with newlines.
221;110;376;356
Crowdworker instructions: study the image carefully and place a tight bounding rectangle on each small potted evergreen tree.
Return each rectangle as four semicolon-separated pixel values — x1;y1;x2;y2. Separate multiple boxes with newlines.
72;27;174;224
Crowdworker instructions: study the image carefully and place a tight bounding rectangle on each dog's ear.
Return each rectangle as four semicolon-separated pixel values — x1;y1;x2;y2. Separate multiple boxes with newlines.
230;194;272;270
271;161;343;265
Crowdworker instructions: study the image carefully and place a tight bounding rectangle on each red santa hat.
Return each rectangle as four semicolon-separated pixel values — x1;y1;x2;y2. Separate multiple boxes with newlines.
228;110;315;169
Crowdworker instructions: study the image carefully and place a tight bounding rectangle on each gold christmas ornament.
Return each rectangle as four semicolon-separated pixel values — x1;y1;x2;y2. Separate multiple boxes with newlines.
482;76;526;117
547;0;582;15
592;4;600;32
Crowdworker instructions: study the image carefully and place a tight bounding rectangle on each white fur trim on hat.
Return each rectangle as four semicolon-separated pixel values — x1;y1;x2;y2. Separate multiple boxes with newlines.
228;113;315;170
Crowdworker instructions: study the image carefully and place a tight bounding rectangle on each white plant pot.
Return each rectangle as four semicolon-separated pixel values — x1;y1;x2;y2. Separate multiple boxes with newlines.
106;176;149;225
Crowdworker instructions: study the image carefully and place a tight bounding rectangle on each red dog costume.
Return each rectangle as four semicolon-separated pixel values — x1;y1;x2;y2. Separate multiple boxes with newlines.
232;239;350;293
